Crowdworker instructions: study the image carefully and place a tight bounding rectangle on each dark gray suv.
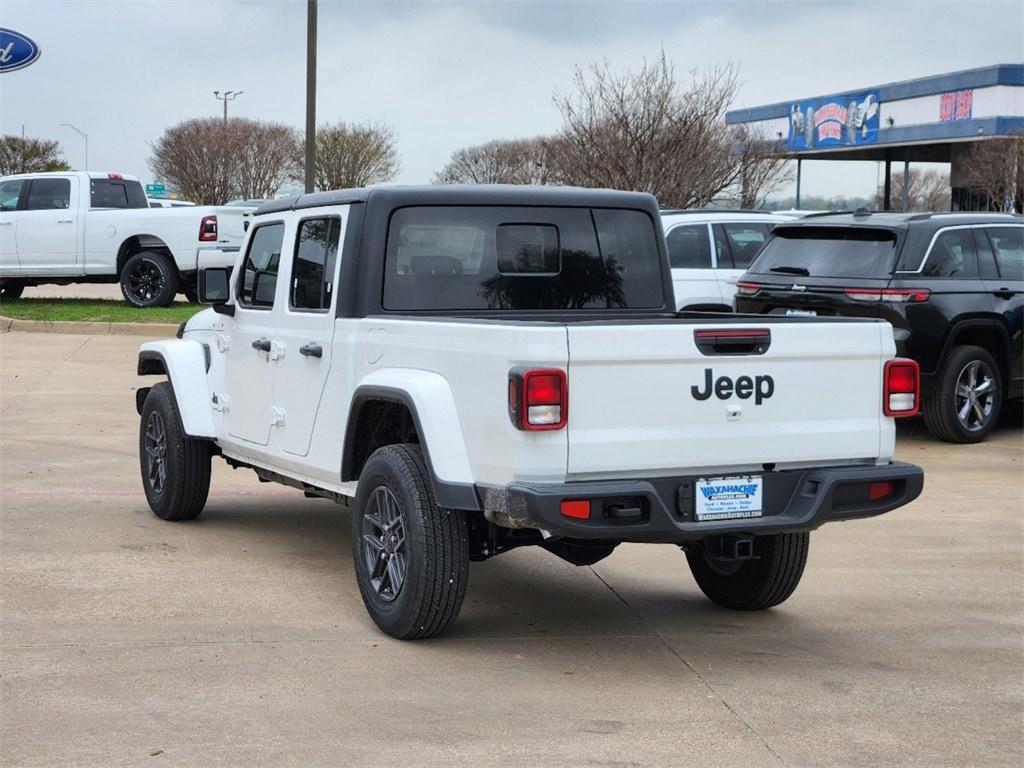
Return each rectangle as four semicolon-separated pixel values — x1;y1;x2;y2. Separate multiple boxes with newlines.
736;211;1023;443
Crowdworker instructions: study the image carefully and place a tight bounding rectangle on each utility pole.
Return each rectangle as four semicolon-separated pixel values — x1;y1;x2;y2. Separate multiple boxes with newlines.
213;90;244;123
60;123;88;170
305;0;317;193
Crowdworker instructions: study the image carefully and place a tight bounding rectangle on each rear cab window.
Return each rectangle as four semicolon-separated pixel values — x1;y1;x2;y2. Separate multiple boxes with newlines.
90;178;148;209
751;226;898;279
383;206;664;311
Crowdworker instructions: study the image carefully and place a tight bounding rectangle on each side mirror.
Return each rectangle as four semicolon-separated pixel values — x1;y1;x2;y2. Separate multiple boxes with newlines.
252;270;277;306
198;267;234;316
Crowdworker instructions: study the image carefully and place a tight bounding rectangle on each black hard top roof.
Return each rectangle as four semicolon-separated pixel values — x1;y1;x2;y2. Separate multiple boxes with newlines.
255;184;658;216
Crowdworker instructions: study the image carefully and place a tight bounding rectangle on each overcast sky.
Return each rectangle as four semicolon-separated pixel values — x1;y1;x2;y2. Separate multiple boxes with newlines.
2;0;1021;200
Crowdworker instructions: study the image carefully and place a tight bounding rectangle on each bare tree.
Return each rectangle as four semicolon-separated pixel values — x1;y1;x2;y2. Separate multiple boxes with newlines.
729;126;793;208
149;118;300;204
434;137;555;185
148;118;238;204
0;135;71;175
875;169;951;211
301;122;399;190
549;52;744;208
959;138;1024;212
233;120;301;200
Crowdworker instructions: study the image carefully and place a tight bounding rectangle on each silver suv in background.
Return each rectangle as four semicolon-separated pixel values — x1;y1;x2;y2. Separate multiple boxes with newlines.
661;210;791;311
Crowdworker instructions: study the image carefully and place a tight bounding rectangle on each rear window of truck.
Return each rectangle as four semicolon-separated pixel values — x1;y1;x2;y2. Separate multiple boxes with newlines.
750;227;898;278
90;178;148;209
383;206;664;311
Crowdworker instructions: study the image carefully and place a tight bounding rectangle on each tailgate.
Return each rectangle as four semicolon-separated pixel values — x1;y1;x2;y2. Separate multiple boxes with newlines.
566;320;892;478
211;207;250;247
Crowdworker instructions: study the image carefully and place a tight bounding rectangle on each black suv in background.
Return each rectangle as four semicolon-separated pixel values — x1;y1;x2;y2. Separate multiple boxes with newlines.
736;212;1023;443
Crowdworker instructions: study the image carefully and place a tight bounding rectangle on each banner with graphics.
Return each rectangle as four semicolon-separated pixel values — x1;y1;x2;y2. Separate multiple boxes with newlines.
787;91;880;150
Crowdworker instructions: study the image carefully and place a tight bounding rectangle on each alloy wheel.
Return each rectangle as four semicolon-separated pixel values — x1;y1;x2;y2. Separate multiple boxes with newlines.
954;359;996;432
128;261;165;303
361;486;408;602
144;410;168;494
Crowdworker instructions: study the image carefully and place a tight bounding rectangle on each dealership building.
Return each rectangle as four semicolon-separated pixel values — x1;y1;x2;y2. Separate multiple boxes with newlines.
726;63;1024;210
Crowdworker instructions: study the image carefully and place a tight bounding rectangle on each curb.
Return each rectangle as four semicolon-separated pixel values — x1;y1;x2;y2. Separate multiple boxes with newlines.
0;316;179;337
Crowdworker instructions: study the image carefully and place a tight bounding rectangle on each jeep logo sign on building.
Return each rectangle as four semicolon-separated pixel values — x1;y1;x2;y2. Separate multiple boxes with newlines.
0;29;41;73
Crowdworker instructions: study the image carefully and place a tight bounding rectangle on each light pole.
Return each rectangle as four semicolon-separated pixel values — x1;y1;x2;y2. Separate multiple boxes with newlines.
305;0;317;193
60;123;88;170
213;90;244;123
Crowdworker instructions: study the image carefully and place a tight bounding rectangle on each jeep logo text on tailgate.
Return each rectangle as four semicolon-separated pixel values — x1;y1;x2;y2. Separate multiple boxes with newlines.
691;368;775;404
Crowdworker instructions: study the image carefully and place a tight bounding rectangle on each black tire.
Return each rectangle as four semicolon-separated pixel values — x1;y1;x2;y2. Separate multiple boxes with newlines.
686;533;809;610
1;279;25;300
352;444;469;639
922;345;1002;443
139;382;211;521
121;251;179;308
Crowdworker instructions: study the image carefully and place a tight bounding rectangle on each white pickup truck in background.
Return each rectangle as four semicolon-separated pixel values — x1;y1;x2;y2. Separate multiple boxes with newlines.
0;171;251;306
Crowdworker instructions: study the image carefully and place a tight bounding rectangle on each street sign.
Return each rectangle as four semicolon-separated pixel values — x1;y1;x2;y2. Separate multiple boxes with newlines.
145;183;166;197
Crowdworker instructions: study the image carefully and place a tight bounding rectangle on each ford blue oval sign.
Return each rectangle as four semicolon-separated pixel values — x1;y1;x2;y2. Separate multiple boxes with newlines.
0;29;41;73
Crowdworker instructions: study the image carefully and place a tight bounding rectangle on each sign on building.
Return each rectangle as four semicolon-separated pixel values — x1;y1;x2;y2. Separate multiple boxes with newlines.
788;90;880;150
939;90;973;122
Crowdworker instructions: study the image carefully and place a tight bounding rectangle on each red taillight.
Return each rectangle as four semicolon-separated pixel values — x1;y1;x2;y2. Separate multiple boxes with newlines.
509;368;567;431
868;481;896;501
560;500;590;519
107;173;124;180
736;281;762;296
883;358;920;417
845;288;930;303
199;214;218;242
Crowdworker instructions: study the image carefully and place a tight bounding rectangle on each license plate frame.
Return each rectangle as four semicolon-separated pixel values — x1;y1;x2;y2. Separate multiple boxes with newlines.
695;475;764;521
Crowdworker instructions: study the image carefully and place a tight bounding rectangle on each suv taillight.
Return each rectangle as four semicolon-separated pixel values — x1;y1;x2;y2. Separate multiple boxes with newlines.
199;215;218;242
883;358;920;417
845;288;930;303
736;281;762;296
508;368;567;431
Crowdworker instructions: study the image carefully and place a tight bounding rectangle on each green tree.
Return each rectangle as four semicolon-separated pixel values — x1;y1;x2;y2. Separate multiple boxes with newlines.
0;135;71;176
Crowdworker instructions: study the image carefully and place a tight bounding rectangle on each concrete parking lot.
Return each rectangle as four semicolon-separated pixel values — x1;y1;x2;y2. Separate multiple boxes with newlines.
1;329;1021;767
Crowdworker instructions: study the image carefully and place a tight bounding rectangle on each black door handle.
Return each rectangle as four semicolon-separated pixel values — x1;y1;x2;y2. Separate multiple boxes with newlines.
251;337;272;352
299;342;323;358
993;288;1016;299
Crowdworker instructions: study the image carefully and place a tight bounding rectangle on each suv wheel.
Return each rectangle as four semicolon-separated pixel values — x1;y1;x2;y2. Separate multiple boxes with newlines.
352;444;469;639
121;251;179;308
923;345;1002;443
0;279;25;300
685;532;808;610
139;382;212;521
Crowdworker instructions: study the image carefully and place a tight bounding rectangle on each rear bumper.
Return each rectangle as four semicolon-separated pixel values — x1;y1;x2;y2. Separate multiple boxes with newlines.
496;462;923;543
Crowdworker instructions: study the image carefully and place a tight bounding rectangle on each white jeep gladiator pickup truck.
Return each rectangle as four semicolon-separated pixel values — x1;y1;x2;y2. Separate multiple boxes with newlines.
135;185;924;639
0;171;249;306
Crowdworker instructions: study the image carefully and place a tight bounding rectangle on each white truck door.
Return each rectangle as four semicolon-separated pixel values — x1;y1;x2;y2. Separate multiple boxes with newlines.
16;176;79;273
665;223;726;310
223;220;287;446
271;209;348;457
0;178;24;269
